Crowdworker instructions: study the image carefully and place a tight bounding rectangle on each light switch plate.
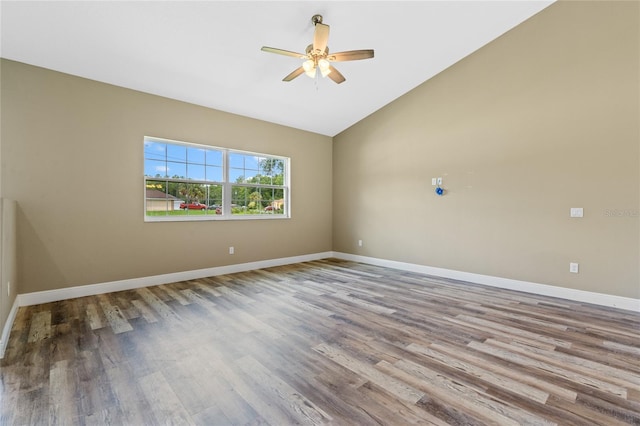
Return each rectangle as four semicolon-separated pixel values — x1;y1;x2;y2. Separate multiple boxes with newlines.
570;208;583;218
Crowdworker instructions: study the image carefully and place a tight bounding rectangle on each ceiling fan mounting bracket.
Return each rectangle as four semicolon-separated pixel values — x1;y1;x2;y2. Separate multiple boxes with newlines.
311;14;323;26
306;44;328;59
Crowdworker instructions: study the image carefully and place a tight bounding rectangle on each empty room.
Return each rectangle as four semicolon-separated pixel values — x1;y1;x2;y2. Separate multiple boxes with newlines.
1;1;638;424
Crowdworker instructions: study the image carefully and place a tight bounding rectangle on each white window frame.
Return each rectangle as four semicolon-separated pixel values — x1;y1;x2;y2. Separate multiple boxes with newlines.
144;136;290;222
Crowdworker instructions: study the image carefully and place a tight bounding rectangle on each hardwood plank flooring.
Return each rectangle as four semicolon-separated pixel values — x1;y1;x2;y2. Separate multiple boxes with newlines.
1;259;639;425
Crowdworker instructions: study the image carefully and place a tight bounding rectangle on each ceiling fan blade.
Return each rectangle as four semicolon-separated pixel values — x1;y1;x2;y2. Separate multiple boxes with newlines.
313;23;330;52
283;66;305;82
329;49;375;62
261;46;306;59
327;65;346;84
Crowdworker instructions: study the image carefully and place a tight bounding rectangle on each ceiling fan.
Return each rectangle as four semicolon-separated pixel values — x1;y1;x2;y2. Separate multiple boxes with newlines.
261;14;374;84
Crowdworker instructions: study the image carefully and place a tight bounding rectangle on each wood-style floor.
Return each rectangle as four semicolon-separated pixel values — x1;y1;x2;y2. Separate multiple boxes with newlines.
2;259;639;425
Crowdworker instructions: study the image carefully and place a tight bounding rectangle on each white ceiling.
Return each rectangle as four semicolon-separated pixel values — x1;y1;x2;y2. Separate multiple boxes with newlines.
1;1;553;136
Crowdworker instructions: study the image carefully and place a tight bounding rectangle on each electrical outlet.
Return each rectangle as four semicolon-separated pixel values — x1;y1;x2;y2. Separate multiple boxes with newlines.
229;246;234;255
358;240;363;247
437;177;443;185
569;262;579;273
431;178;437;186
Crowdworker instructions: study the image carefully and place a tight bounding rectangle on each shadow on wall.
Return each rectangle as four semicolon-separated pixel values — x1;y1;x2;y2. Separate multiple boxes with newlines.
16;205;67;295
1;199;18;347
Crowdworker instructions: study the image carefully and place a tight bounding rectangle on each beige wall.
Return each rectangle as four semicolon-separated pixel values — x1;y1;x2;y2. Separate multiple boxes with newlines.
1;59;333;294
333;1;639;298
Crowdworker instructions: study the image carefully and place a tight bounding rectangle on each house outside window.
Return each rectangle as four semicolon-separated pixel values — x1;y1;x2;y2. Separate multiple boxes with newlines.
144;137;289;221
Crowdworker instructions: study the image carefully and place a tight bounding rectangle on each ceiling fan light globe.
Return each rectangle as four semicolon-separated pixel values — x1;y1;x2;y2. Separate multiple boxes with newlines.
302;60;315;73
318;59;330;71
303;59;317;78
320;67;332;77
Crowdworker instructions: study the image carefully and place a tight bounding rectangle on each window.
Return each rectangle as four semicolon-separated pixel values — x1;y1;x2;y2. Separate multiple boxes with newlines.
144;137;289;221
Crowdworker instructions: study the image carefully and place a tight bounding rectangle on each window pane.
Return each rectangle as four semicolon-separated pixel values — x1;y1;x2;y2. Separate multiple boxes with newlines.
206;166;222;182
271;196;286;214
274;159;285;177
178;183;207;215
144;141;166;161
203;184;222;215
187;147;206;165
259;175;273;185
167;161;187;179
166;181;181;199
244;155;259;170
261;188;274;213
231;185;246;214
249;187;264;212
188;183;206;203
167;144;187;162
245;171;259;182
206;150;222;166
145;160;168;178
229;153;244;168
229;168;244;183
145;180;171;216
186;164;206;181
231;185;263;215
259;158;271;175
231;185;245;205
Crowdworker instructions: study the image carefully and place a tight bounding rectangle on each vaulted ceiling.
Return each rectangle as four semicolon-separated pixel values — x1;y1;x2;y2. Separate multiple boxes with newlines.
1;1;553;136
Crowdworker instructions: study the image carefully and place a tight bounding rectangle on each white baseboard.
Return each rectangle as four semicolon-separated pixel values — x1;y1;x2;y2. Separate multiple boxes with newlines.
0;297;20;359
332;252;640;312
4;250;637;357
18;251;333;307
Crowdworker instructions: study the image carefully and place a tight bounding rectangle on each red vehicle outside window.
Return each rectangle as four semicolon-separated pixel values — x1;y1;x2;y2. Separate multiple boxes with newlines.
179;202;207;210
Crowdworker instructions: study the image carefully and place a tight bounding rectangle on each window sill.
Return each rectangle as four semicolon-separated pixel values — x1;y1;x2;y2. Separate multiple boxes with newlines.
144;214;290;223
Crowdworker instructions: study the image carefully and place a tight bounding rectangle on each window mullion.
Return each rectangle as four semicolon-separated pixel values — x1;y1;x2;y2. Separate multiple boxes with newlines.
223;150;231;216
